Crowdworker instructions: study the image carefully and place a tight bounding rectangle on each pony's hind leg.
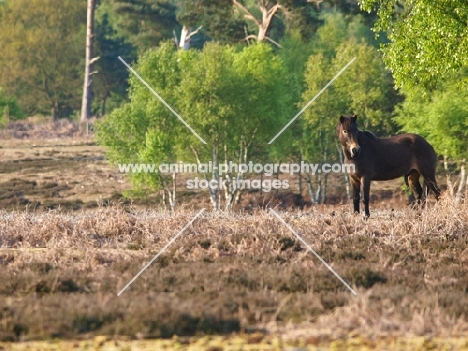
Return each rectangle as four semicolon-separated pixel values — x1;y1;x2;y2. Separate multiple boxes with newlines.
407;170;423;204
424;177;441;200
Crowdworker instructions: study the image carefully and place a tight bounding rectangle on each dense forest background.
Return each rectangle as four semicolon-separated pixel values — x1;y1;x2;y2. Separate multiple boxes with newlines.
0;0;466;208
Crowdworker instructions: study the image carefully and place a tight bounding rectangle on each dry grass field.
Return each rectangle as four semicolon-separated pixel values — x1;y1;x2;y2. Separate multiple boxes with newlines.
0;120;413;213
0;121;467;350
0;200;467;350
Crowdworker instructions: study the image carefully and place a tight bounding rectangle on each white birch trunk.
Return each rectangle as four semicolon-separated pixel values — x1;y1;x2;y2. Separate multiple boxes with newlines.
190;146;219;211
444;154;454;197
80;0;97;125
337;143;351;202
305;171;317;205
211;145;220;210
179;25;191;50
455;159;466;203
161;176;175;211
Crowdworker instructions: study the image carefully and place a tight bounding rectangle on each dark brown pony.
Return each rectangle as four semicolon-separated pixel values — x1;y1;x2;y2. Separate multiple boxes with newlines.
336;115;440;217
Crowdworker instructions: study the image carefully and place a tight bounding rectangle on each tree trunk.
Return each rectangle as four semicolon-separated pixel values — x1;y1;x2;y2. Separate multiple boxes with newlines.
257;25;267;42
80;0;97;125
305;171;317;205
178;25;202;51
233;0;282;46
336;142;351;202
190;145;219;210
320;145;328;204
225;134;249;209
298;154;303;197
51;101;59;121
179;25;191;50
211;144;220;211
315;173;321;204
321;173;328;204
172;171;177;208
100;87;110;117
161;176;175;211
444;154;454;197
456;159;466;203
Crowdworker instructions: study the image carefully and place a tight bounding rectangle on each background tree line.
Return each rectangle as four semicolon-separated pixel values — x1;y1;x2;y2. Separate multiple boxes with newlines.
0;0;466;207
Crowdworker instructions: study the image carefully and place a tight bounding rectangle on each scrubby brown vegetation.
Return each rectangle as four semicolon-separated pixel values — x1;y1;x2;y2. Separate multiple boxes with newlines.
0;119;85;140
0;195;467;343
0;127;467;349
0;124;127;211
0;125;412;213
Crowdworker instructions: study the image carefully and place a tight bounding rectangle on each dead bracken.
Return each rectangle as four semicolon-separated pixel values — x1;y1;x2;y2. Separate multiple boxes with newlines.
0;196;466;341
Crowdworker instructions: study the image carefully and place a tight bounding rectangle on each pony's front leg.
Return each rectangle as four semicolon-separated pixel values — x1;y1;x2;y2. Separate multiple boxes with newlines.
350;175;361;214
362;176;371;217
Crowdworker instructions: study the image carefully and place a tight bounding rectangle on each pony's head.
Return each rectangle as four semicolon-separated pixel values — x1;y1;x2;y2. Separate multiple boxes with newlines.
336;115;360;158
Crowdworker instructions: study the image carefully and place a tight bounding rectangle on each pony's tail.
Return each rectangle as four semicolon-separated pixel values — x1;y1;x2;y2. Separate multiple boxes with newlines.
424;178;441;200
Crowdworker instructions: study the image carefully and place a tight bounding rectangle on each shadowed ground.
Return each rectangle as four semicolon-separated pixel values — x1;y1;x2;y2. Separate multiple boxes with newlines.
0;199;467;345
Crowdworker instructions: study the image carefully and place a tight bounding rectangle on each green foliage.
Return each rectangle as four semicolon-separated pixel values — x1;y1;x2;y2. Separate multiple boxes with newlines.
273;31;315;161
278;0;322;41
101;0;178;53
395;81;468;161
175;0;245;44
0;88;25;126
96;42;290;193
96;43;180;165
0;0;86;118
299;13;399;162
278;32;314;106
93;12;135;116
360;0;468;91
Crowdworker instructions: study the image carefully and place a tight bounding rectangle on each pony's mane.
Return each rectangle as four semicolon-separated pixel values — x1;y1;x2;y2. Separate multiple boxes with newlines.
363;130;378;140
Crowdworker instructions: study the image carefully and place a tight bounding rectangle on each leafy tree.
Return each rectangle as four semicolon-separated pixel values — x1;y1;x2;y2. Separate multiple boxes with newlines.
360;0;468;91
81;0;98;124
96;42;290;210
359;0;468;199
175;0;245;47
395;81;468;199
93;13;135;116
101;0;178;53
273;32;314;196
102;0;246;52
232;0;379;45
0;0;86;118
233;0;326;45
232;0;284;45
179;43;290;209
299;13;399;203
0;87;25;127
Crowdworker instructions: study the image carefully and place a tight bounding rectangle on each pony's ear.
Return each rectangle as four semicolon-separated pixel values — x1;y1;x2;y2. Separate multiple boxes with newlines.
339;115;345;124
351;115;357;123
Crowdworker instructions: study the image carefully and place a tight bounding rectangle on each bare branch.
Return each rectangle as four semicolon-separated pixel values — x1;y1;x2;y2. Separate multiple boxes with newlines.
189;25;203;37
307;0;324;8
89;56;100;65
267;3;281;17
233;0;261;27
173;29;179;47
264;3;281;32
244;26;251;45
244;34;258;41
264;36;282;48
